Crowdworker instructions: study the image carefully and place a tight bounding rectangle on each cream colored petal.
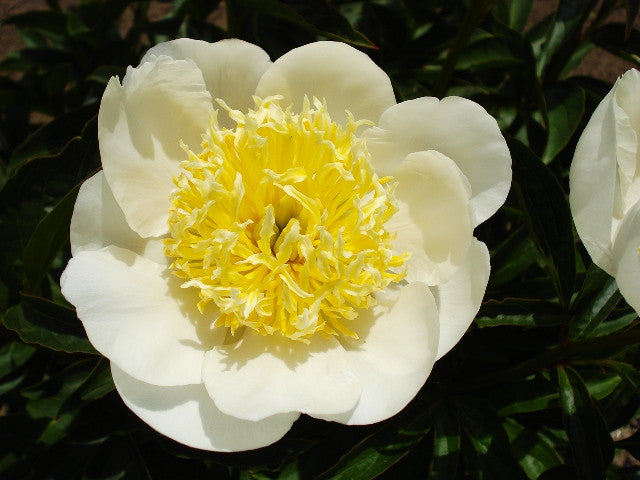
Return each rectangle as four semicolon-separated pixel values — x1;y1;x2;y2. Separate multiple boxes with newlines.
388;150;473;286
433;239;490;360
60;246;224;386
611;69;640;184
570;80;620;275
99;56;213;238
255;41;395;126
612;201;640;314
610;70;640;228
202;333;361;421
314;282;439;425
141;38;271;126
112;364;299;452
70;171;166;264
365;96;511;227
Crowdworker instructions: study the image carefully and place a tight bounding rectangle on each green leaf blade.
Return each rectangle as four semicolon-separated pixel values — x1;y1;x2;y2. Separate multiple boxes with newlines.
557;365;614;480
509;137;576;308
2;299;96;355
541;83;585;164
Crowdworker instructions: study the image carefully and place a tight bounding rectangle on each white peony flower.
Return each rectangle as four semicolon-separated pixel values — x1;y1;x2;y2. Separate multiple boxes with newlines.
60;39;512;451
570;68;640;313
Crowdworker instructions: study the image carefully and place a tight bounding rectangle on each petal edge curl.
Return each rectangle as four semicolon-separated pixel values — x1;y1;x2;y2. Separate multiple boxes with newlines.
255;41;396;126
112;363;299;452
99;56;213;238
389;150;473;286
365;96;512;227
433;238;490;360
70;171;165;264
314;282;439;425
61;246;223;386
202;334;361;421
140;38;272;126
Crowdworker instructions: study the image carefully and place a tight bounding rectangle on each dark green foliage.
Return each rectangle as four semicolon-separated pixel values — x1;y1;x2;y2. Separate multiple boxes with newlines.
1;0;639;478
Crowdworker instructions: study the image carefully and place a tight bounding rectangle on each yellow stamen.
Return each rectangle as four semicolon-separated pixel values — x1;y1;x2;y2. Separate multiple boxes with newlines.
165;96;407;341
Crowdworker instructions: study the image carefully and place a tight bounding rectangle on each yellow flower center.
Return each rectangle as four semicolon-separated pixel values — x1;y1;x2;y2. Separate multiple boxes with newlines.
165;96;406;341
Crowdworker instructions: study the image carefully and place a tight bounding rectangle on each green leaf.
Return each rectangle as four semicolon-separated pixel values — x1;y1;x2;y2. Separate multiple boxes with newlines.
456;35;524;72
584;371;622;401
3;10;68;41
433;0;495;97
571;263;613;309
430;406;461;480
0;341;36;379
591;23;640;67
503;417;563;479
606;464;629;480
541;82;585;164
22;183;80;294
0;116;98;293
599;361;640;399
316;409;432;479
557;365;614;480
2;297;96;355
492;373;558;416
488;226;540;290
66;10;91;37
536;0;594;77
570;264;621;339
458;400;528;480
527;13;555;57
38;410;77;445
0;115;98;210
477;298;567;328
230;0;375;48
59;357;114;414
6;105;97;172
592;313;638;337
0;371;28;397
509;137;575;308
492;0;534;32
84;435;152;480
0;47;72;73
0;414;49;473
600;362;640;430
22;358;96;419
558;41;595;79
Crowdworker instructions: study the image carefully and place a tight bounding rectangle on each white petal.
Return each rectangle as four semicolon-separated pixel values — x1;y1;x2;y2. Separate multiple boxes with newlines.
70;171;166;264
612;201;640;314
202;333;361;421
112;363;299;452
60;246;223;386
140;38;271;125
255;41;395;126
315;282;439;425
389;150;473;285
433;238;490;360
99;56;213;238
365;96;512;227
569;79;620;274
611;70;640;189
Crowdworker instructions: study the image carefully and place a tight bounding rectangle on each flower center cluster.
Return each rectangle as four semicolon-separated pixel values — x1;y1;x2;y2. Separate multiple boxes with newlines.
165;96;406;341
